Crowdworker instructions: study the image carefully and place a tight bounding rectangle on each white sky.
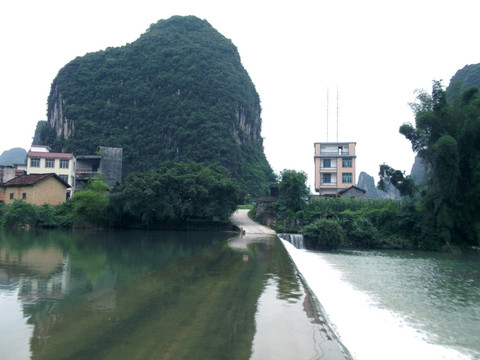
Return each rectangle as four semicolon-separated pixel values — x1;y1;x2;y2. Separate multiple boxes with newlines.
1;0;479;190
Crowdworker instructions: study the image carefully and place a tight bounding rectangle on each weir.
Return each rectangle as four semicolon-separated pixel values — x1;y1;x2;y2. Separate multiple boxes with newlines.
277;233;305;249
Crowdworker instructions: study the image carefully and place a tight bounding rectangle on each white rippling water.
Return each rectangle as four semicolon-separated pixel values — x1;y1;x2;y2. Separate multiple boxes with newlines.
280;239;479;360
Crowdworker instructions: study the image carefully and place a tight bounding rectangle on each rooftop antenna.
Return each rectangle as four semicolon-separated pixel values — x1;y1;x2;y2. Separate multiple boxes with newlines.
336;85;339;142
326;87;329;142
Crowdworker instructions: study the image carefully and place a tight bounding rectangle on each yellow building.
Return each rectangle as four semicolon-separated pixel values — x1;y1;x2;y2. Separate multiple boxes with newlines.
314;142;357;196
2;173;71;205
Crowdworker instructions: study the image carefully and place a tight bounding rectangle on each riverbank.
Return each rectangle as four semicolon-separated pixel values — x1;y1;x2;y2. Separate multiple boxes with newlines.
229;209;353;360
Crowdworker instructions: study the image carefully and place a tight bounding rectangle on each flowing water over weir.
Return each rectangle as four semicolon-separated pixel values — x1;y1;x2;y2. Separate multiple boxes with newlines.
278;234;480;360
277;233;305;249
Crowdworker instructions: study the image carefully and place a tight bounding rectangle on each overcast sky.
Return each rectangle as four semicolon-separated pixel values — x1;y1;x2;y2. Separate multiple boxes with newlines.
1;0;479;190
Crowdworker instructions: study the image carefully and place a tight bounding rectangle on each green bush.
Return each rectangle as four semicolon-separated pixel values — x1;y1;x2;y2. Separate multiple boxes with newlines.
302;219;345;250
1;200;38;228
36;204;57;228
53;200;75;227
71;189;109;227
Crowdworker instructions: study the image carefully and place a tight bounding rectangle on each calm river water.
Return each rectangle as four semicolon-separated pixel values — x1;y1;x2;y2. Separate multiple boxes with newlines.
0;229;348;360
280;236;480;360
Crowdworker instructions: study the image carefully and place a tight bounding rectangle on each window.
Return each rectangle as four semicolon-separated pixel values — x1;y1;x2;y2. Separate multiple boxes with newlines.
342;158;352;167
60;159;69;169
30;158;40;167
323;159;331;168
59;175;68;184
45;158;55;168
22;193;27;199
342;173;353;183
9;193;14;200
323;173;332;184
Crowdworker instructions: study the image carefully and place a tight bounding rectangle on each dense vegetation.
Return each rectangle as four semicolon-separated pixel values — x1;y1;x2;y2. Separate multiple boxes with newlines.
0;163;241;230
252;170;420;250
40;15;274;197
378;81;479;249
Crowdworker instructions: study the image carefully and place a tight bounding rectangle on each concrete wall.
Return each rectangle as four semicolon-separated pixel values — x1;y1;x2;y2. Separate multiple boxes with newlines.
98;147;123;187
0;166;16;183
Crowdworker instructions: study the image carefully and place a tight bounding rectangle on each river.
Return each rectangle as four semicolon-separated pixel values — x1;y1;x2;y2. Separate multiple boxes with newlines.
0;229;349;360
2;228;478;360
280;235;480;360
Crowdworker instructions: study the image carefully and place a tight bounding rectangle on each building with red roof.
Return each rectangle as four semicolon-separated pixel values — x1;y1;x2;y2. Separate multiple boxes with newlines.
1;173;70;205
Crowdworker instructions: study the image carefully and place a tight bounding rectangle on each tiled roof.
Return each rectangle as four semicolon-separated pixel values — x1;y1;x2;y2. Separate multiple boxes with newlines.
3;173;70;187
27;151;74;159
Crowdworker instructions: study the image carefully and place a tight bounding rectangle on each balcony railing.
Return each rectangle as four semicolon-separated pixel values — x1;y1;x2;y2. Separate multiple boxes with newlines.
319;151;350;156
320;181;337;186
76;169;99;180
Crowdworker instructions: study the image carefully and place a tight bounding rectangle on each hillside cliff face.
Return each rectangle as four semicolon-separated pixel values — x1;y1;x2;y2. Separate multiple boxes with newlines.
0;148;26;166
446;63;480;102
43;15;273;196
357;171;400;199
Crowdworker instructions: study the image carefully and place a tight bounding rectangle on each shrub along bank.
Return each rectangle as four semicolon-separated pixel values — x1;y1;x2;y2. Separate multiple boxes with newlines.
252;196;422;250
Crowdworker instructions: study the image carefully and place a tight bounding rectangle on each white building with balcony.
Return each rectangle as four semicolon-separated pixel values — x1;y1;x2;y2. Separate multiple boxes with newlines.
26;145;76;192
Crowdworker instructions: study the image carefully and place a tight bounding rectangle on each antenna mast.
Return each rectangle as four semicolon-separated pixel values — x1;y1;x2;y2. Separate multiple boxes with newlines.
326;87;329;142
336;85;339;142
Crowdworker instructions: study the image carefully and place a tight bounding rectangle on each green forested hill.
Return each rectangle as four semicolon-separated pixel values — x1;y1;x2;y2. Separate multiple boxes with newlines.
42;15;274;196
446;63;480;102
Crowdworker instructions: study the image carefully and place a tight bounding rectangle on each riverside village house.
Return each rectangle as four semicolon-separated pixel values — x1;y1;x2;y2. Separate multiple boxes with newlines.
2;173;71;205
0;145;122;205
313;141;365;198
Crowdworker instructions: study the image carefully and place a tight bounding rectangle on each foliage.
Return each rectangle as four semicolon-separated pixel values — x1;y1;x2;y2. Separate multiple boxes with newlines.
53;200;75;227
382;81;480;249
70;179;111;227
277;169;309;212
0;167;242;230
107;162;242;227
1;200;38;228
265;169;309;232
253;188;421;249
302;219;345;249
378;164;418;197
42;15;274;198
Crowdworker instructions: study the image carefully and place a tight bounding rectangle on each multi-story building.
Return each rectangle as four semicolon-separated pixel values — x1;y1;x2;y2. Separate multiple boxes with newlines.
26;145;76;189
25;145;122;194
314;142;357;196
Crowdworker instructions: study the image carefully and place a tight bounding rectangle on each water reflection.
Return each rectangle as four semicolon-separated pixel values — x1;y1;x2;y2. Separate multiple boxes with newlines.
0;229;349;360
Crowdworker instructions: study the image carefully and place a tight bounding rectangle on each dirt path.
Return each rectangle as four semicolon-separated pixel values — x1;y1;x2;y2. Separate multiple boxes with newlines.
229;209;276;235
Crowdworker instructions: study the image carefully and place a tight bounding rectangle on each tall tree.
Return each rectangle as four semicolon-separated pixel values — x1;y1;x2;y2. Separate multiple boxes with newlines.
382;81;480;248
277;169;309;213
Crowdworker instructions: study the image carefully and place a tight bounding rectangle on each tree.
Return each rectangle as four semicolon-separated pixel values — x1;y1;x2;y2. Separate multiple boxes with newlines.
378;164;417;197
384;81;480;248
108;163;242;227
71;179;111;227
303;219;345;249
277;169;309;212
